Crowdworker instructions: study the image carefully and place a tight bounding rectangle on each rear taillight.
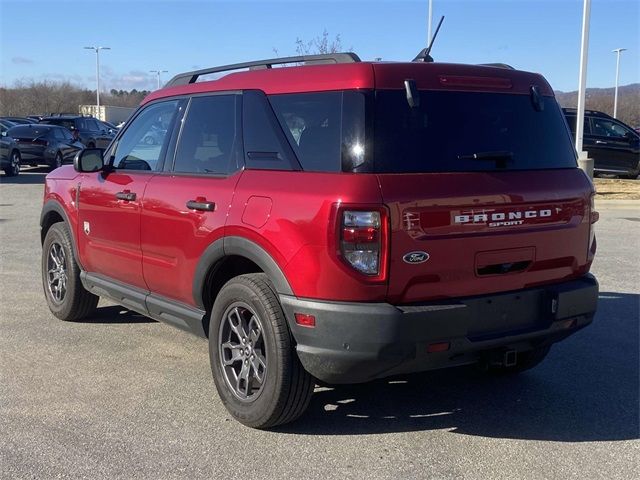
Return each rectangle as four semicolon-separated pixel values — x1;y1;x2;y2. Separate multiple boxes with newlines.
338;208;388;280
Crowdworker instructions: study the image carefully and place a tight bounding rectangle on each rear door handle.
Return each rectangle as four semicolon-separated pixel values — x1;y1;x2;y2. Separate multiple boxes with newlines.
186;199;215;211
115;191;136;201
595;140;608;145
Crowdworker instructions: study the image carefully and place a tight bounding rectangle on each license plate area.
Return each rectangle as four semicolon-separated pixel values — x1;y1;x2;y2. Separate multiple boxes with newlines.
466;290;551;341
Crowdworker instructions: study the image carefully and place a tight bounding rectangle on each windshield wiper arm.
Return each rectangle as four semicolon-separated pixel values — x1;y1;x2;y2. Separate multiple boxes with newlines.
457;151;514;161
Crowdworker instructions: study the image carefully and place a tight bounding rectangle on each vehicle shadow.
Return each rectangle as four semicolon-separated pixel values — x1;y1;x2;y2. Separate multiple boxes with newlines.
79;305;156;324
0;167;49;185
278;292;639;442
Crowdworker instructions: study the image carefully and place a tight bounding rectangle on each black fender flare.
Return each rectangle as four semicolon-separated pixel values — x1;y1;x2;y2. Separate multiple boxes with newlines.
192;236;293;310
40;200;84;269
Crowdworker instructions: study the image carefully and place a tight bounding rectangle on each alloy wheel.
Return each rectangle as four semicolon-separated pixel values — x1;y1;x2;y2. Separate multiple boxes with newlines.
11;152;20;175
218;303;268;401
47;242;67;304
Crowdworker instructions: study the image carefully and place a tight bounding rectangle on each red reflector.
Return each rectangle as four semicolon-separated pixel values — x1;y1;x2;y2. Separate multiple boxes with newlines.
342;227;378;243
427;342;450;353
294;313;316;328
560;319;578;330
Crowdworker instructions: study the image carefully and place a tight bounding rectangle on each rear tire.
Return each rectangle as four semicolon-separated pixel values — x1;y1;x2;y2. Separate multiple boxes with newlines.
484;346;551;375
50;152;63;171
3;150;20;176
42;223;98;321
620;166;640;180
209;273;314;428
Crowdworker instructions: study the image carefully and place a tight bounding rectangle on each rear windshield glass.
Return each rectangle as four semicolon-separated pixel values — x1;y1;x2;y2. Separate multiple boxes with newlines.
8;126;51;138
41;119;76;129
373;90;577;173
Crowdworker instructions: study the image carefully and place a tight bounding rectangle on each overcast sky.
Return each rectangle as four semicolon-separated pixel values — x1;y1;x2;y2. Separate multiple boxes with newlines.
1;0;638;92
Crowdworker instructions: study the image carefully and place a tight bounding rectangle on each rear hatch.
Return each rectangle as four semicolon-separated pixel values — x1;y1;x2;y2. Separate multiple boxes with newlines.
370;64;594;304
8;125;50;157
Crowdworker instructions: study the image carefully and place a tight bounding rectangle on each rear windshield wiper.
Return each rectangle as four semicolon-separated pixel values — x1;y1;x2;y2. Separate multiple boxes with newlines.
457;151;513;161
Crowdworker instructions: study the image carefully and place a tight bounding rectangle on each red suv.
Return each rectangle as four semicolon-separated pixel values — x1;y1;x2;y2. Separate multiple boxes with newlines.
40;53;599;428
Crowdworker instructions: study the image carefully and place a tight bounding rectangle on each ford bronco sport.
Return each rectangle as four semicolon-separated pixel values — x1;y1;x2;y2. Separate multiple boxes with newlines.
40;52;599;428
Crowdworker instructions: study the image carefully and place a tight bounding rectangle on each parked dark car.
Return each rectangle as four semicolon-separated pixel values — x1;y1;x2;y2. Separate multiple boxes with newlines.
8;124;84;170
39;116;114;149
563;108;640;178
0;122;21;176
97;119;119;135
0;119;16;130
0;116;38;125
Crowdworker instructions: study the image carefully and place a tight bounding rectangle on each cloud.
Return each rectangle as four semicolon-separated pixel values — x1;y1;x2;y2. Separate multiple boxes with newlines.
103;69;157;91
12;56;34;65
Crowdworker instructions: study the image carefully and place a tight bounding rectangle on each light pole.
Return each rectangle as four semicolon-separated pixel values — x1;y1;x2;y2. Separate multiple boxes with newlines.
574;0;591;177
150;70;169;90
84;46;110;117
612;48;626;119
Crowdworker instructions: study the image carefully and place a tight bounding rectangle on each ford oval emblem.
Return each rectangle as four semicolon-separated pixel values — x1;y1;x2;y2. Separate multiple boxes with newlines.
403;251;430;264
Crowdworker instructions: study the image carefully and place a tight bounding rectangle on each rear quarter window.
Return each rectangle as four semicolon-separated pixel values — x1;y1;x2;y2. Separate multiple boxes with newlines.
269;91;366;172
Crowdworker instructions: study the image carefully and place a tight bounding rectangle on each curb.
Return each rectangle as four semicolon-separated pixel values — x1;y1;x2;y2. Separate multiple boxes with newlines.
595;199;640;207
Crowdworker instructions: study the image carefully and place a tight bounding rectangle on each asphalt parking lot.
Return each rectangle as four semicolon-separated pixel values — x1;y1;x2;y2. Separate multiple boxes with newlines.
1;168;638;479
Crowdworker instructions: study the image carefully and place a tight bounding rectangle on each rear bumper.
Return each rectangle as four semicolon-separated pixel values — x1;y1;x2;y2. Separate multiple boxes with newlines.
280;274;598;384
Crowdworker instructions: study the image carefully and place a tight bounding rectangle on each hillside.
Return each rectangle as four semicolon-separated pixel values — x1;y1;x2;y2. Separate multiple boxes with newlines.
554;83;639;127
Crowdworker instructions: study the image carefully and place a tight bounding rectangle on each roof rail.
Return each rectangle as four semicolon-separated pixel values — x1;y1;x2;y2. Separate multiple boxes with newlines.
165;52;361;88
562;107;612;117
478;63;515;70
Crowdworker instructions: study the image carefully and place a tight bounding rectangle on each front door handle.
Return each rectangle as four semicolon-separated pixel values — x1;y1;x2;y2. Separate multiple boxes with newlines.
115;191;136;201
186;199;215;212
595;140;608;145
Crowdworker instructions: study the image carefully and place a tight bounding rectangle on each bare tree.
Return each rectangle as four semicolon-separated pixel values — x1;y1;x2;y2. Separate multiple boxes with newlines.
0;80;149;116
295;30;345;56
273;30;349;61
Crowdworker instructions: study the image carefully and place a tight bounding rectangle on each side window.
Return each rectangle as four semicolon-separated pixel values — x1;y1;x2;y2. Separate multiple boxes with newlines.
174;95;240;174
86;119;99;130
242;90;298;171
61;128;74;141
110;100;179;171
269;92;342;172
53;128;65;140
592;118;630;138
268;91;366;172
566;115;590;135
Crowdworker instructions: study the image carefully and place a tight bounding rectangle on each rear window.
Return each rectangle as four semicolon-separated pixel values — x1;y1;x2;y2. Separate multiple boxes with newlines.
373;90;577;173
7;126;52;138
42;118;76;130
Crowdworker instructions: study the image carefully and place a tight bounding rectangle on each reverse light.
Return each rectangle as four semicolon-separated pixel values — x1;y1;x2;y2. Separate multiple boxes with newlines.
339;209;388;278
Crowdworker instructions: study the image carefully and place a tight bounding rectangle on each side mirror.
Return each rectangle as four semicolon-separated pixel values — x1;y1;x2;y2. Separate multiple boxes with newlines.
1;131;6;137
74;148;104;172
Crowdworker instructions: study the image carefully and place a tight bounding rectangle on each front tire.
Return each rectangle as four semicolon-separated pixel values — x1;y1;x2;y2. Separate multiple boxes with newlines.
42;223;98;321
3;150;20;176
209;273;314;428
